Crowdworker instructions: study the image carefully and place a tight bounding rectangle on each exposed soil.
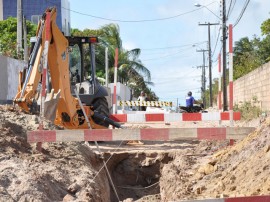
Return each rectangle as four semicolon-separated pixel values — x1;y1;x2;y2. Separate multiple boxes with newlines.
0;105;269;201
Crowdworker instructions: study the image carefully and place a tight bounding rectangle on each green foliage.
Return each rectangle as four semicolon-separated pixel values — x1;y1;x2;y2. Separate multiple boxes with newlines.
233;36;262;80
233;97;262;120
0;17;37;59
233;18;270;80
261;18;270;36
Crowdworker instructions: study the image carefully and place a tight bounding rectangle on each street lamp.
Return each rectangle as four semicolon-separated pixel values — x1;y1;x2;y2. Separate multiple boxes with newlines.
194;3;221;20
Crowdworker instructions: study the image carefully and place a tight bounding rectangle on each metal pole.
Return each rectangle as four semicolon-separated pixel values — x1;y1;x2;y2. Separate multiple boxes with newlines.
105;47;108;87
197;49;208;107
199;22;219;107
112;48;118;114
218;53;222;111
208;23;213;107
229;24;234;126
222;0;227;111
202;51;206;107
17;0;23;58
218;53;222;126
23;15;28;62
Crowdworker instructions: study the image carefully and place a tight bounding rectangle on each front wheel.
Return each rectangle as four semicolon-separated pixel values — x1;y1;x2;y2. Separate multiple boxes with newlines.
91;97;110;128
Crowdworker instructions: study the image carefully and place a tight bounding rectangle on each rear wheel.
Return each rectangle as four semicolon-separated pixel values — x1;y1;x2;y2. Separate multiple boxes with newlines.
91;97;110;128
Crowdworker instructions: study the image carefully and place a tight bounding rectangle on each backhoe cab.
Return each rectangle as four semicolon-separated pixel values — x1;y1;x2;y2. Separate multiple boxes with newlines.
14;7;118;129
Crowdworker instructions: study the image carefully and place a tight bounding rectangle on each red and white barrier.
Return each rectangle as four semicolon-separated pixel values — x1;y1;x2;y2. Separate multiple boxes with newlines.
110;112;241;123
229;24;234;127
218;53;222;111
112;48;118;114
27;127;255;143
179;195;270;202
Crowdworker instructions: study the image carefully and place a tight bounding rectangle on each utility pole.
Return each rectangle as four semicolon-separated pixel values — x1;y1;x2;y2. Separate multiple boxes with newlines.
222;0;227;111
196;49;208;107
23;15;28;62
17;0;23;58
199;22;219;107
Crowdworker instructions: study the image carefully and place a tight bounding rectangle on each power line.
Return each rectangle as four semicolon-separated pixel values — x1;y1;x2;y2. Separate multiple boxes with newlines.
211;25;221;57
227;0;236;18
46;0;216;23
213;46;222;63
233;0;251;27
142;46;193;61
141;41;206;51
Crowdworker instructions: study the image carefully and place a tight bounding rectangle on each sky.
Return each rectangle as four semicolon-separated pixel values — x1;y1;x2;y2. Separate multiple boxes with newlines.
68;0;270;106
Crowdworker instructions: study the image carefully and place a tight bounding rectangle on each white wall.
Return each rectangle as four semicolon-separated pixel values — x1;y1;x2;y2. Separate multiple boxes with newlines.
0;55;26;103
108;82;131;101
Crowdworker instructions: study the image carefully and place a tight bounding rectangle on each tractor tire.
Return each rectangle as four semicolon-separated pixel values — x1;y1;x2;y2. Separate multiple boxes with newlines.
91;97;110;128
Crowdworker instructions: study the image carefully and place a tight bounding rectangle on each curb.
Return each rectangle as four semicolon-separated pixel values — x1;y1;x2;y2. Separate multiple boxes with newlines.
27;127;255;143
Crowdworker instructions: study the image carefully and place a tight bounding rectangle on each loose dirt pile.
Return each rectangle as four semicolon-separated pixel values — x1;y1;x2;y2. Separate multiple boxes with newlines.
0;105;269;202
158;121;270;201
0;105;110;201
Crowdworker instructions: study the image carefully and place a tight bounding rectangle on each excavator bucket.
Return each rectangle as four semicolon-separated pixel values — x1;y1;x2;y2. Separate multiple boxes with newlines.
44;89;61;122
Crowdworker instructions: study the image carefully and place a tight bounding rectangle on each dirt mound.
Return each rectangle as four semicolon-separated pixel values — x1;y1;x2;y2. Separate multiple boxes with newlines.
0;106;110;201
159;117;270;201
0;105;269;201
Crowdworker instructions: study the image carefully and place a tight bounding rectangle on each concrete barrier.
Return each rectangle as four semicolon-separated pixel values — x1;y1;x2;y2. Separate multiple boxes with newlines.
110;112;241;123
27;127;255;143
0;55;26;104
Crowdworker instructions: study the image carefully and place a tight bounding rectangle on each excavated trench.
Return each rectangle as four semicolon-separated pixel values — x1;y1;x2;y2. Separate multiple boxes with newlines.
102;151;174;202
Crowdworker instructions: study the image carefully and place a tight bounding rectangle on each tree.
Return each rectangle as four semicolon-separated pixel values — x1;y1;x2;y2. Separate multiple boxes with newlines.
233;36;262;80
261;18;270;36
0;17;36;59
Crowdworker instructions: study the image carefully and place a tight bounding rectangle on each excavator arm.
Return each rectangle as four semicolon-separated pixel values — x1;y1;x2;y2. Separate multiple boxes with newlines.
14;7;116;129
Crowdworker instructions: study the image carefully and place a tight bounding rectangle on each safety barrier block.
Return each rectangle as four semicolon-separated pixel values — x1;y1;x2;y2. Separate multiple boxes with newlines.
197;128;226;140
141;128;169;140
28;130;56;143
84;129;112;141
56;130;84;142
164;113;183;122
27;127;256;143
110;114;127;122
220;112;241;120
145;113;164;122
202;112;220;121
127;114;145;122
169;128;197;140
182;113;202;121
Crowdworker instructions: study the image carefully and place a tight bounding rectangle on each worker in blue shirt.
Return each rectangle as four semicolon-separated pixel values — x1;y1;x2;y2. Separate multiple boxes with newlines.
186;91;195;107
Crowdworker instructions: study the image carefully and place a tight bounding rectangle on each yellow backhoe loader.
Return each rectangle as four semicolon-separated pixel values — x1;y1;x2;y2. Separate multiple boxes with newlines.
14;7;120;129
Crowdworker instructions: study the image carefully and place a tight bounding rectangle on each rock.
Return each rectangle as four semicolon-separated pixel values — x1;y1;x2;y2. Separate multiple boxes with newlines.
63;194;76;201
217;181;225;191
230;185;236;191
123;198;134;202
196;186;206;194
68;183;81;194
220;193;229;198
264;145;270;153
198;163;216;175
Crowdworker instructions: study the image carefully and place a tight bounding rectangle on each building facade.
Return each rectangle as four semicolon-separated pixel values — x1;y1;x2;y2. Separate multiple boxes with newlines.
0;0;70;36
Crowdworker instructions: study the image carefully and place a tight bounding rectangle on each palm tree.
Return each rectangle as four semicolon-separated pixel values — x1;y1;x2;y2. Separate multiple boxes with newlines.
71;24;156;100
97;24;154;98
